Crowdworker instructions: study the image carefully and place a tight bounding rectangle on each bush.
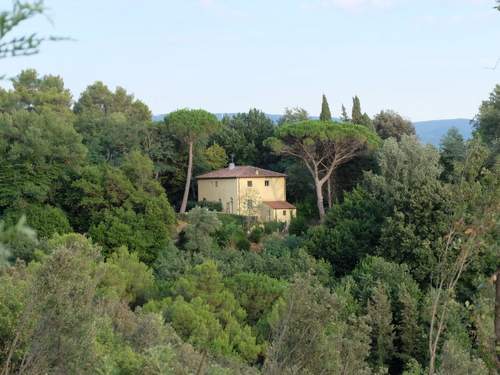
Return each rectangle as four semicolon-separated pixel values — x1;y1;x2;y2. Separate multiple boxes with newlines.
0;215;38;263
248;227;263;243
263;221;285;235
2;204;71;239
235;233;251;251
288;216;308;236
187;200;223;212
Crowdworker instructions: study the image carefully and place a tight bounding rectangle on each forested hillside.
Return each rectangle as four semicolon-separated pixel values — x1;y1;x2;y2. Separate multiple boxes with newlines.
0;70;498;375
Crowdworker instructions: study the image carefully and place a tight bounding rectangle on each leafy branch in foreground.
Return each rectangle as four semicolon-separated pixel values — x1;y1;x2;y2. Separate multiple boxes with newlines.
0;1;66;59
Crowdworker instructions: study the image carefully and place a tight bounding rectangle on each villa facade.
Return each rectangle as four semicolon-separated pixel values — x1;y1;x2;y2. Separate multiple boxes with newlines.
196;164;296;224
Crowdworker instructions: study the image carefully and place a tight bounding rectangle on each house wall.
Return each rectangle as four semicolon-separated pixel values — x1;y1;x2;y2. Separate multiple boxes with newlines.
198;176;290;219
271;208;296;224
197;178;238;214
237;177;286;216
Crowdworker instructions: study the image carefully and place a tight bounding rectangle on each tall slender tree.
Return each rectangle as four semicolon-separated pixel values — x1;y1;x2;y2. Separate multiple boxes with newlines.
367;283;395;370
166;109;219;213
320;94;332;121
340;104;350;122
352;96;363;124
352;96;373;129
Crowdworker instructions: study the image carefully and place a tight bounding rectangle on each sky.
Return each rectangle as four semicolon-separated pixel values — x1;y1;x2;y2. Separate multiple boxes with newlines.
2;0;500;121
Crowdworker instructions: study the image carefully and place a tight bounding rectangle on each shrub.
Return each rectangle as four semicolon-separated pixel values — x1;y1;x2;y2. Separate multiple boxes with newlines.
187;200;223;212
2;204;71;239
235;234;251;251
288;216;308;236
263;221;285;235
248;227;264;243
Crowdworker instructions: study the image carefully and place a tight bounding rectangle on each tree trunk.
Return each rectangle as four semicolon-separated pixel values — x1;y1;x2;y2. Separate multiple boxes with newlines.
495;269;500;369
327;177;333;209
315;178;325;221
180;141;193;213
196;350;207;375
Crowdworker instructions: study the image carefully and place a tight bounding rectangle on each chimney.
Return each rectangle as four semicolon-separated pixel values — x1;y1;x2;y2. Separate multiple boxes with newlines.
255;169;259;175
229;153;235;170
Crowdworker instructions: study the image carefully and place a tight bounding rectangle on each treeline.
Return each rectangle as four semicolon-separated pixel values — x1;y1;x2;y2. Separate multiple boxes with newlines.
0;70;498;374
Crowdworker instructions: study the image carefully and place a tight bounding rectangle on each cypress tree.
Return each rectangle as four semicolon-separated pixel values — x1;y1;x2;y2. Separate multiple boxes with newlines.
340;104;349;122
367;283;395;371
352;96;373;129
352;95;363;124
320;94;332;121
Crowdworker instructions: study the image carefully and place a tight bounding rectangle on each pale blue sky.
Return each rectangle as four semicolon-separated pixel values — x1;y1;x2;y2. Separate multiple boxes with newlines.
2;0;499;121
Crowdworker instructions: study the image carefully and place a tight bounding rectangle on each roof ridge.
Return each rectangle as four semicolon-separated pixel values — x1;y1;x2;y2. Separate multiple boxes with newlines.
196;164;287;179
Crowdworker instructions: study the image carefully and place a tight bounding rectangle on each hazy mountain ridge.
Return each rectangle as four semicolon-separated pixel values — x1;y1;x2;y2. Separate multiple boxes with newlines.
153;114;473;146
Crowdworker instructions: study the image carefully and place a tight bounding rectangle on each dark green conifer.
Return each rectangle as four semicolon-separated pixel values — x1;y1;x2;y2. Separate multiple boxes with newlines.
352;95;363;124
320;94;332;121
340;104;349;122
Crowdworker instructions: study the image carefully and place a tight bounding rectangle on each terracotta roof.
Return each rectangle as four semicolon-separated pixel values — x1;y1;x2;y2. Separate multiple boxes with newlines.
263;201;296;209
197;165;286;179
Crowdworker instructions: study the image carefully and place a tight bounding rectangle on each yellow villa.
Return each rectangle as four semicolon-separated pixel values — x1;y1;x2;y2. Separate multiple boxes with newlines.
196;163;296;224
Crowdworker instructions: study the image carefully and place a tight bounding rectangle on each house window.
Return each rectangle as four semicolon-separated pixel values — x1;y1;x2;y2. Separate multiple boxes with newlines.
247;200;253;209
264;180;269;187
283;210;287;216
247;180;253;187
215;181;218;187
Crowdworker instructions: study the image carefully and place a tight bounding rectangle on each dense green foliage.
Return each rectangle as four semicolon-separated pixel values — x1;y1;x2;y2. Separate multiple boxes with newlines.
73;81;152;164
351;95;373;128
0;71;498;374
212;109;276;168
266;120;380;219
319;94;332;121
373;109;415;140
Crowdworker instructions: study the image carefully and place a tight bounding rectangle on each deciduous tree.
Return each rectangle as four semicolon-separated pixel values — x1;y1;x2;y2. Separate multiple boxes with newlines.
427;139;499;374
264;274;371;374
474;84;500;155
0;109;87;209
4;234;100;375
373;110;415;141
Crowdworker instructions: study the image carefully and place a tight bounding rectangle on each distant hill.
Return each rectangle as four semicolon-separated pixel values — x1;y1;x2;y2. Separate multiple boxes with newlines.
152;113;287;123
153;113;473;147
413;119;472;146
